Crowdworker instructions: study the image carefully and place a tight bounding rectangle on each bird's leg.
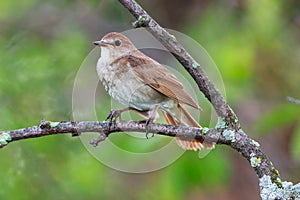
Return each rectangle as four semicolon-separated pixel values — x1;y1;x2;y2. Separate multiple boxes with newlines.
130;109;151;119
106;105;159;139
106;107;134;123
145;104;160;139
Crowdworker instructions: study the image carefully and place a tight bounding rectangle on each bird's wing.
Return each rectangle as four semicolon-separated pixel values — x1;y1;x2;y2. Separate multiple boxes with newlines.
116;53;200;109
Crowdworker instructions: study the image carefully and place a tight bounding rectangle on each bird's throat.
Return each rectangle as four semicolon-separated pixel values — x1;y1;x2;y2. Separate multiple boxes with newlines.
100;47;115;64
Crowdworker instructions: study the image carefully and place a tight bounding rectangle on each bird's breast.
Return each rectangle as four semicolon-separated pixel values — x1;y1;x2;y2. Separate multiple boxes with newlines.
97;61;170;111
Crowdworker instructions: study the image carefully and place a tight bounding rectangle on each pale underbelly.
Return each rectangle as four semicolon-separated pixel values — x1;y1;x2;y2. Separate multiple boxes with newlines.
100;71;173;111
110;78;169;111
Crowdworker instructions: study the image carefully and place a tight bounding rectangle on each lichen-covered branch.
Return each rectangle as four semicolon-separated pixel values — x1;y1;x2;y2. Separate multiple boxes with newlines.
1;119;299;198
0;120;222;148
0;0;298;198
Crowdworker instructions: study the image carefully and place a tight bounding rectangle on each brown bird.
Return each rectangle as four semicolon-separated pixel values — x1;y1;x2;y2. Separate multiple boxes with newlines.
94;32;214;151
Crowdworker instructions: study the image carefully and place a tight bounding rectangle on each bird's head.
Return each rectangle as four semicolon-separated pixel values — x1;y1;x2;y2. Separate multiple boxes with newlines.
93;32;136;58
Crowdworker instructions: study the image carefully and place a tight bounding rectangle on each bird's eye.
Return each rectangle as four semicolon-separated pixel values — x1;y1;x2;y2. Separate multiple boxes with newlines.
115;40;121;46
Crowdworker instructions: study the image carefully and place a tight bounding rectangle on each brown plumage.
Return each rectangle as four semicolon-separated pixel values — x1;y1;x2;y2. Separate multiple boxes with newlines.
94;32;215;151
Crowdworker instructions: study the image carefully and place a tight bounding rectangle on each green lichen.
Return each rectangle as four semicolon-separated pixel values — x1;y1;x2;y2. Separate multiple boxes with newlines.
202;127;210;135
216;117;227;129
0;132;12;145
250;156;262;167
274;177;283;187
192;63;198;69
50;122;60;128
227;107;239;124
132;15;149;27
271;167;282;187
138;15;146;21
250;153;261;167
251;139;260;147
271;167;280;176
230;117;239;124
222;129;235;142
260;175;300;199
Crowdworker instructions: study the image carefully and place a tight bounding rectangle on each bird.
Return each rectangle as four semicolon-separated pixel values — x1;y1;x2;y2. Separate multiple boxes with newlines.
93;32;214;151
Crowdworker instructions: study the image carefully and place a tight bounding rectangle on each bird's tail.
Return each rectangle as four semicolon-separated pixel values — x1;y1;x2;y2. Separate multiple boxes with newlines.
161;104;215;151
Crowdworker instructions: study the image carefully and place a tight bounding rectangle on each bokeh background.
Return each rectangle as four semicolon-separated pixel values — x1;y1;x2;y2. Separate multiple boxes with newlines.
0;0;299;199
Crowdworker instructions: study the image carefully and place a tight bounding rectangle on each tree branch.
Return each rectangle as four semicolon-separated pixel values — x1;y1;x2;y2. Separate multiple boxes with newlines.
1;0;299;198
1;119;299;198
0;120;222;148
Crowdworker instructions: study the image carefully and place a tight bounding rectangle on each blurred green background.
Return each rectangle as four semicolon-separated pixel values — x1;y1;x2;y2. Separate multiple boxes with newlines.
0;0;299;199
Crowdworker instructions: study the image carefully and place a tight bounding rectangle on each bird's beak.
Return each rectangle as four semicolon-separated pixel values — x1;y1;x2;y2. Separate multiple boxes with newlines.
93;40;111;46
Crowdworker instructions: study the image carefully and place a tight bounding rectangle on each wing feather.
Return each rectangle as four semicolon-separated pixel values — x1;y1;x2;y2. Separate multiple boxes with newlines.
117;52;200;109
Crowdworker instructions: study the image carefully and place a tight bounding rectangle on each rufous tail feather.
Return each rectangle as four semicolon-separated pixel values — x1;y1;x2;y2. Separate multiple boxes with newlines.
161;104;215;151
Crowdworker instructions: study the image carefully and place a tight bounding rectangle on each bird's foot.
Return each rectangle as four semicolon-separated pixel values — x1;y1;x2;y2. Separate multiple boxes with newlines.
106;110;123;123
144;104;160;139
106;107;136;123
145;117;155;139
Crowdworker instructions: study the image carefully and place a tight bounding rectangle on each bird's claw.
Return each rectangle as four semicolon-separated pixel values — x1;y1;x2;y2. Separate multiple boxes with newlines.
106;110;122;123
146;131;154;139
145;117;155;139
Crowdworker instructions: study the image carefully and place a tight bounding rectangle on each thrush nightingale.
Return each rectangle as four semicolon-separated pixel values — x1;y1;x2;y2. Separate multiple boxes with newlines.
94;32;214;151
